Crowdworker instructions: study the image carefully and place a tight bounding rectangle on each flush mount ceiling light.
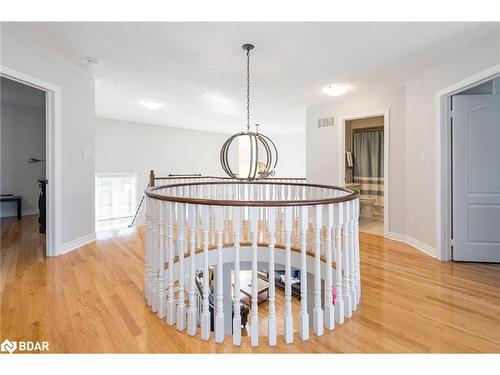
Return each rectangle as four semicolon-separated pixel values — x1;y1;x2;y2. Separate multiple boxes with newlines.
141;99;164;110
86;57;101;67
322;83;350;97
220;43;278;181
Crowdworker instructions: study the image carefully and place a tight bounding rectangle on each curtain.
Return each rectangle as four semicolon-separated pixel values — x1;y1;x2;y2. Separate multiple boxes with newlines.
353;130;384;206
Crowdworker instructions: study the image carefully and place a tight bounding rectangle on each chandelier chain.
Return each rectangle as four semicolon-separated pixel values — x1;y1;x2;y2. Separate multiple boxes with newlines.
246;48;250;132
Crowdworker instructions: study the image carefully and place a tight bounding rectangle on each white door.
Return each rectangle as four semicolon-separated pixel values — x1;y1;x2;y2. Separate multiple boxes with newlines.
452;95;500;262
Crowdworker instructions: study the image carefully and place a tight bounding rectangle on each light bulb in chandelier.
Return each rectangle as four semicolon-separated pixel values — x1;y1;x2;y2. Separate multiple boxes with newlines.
220;44;278;181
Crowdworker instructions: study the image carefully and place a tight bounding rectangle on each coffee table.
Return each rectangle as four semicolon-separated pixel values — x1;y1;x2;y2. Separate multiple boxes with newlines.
234;270;269;306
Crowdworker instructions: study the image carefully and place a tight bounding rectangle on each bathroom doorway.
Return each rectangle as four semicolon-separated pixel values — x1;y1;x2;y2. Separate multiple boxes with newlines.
340;111;389;237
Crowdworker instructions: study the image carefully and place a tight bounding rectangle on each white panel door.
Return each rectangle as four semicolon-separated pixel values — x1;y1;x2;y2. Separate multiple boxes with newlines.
452;95;500;262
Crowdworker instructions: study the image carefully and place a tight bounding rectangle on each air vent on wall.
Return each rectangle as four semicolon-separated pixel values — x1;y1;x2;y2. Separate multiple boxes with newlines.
318;116;335;129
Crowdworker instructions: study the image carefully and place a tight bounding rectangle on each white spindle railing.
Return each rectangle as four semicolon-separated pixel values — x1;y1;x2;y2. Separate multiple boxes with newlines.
143;180;360;347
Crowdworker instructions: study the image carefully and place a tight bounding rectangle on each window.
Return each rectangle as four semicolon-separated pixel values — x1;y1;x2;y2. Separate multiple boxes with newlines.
95;173;136;231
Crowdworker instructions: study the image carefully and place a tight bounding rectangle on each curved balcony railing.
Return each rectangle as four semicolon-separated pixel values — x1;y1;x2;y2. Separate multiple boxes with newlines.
143;178;360;347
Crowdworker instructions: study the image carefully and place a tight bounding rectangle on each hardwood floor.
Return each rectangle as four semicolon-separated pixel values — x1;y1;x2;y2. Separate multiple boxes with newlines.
1;215;500;353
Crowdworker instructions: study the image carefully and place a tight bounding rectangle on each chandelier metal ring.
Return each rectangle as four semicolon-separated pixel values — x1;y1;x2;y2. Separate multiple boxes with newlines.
219;43;279;181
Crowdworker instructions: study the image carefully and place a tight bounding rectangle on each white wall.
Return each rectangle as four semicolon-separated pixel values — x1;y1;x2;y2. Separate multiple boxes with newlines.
405;31;500;252
306;30;500;256
1;100;45;217
272;132;306;178
306;87;407;235
95;117;232;221
1;34;95;249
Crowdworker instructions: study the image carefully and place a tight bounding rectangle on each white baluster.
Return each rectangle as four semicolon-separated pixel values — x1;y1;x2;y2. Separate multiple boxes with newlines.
312;205;324;336
166;202;176;325
334;201;345;324
187;204;197;336
214;206;225;343
249;206;259;347
200;205;211;340
232;206;242;346
283;206;293;344
298;206;309;340
323;204;335;330
151;199;159;313
157;201;167;318
145;197;152;303
177;203;187;330
267;207;277;346
342;202;352;318
354;198;361;305
348;201;358;311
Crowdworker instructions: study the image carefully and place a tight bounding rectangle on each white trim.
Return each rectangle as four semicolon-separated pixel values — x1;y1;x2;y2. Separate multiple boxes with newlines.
56;233;96;256
1;65;62;257
389;232;437;259
435;64;500;261
338;109;390;239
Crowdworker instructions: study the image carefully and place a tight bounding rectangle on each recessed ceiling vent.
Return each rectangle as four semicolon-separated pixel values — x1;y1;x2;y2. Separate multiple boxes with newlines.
318;116;335;129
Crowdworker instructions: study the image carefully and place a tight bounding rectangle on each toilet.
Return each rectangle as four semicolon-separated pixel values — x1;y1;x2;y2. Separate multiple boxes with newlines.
360;197;377;218
345;183;378;218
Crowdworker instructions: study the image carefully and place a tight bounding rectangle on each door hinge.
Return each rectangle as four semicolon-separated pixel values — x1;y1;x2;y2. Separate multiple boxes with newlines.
449;238;455;247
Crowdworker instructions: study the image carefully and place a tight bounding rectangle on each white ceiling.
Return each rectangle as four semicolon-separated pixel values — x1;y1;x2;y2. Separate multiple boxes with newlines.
3;22;499;134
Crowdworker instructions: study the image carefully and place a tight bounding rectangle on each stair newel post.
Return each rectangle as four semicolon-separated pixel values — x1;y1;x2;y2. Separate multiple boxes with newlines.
342;201;352;318
267;206;277;346
166;202;176;325
249;206;259;347
187;204;198;336
313;205;324;336
176;203;187;330
149;170;155;187
283;206;294;344
214;205;225;343
151;199;159;313
348;200;358;311
157;200;167;318
323;204;335;331
200;204;211;341
232;206;242;346
298;205;309;340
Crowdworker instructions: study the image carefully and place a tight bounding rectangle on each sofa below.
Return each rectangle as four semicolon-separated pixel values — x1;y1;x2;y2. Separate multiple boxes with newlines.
257;268;301;300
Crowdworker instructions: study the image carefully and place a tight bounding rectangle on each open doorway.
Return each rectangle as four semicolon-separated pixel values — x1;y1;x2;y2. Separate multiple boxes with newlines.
340;111;389;238
1;77;47;252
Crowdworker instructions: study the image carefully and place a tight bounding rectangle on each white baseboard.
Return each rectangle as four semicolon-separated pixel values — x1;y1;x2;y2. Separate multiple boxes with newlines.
56;233;96;256
388;232;437;258
0;208;39;218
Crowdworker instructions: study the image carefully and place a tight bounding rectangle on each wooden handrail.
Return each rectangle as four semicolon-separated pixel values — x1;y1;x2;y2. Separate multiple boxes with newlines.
145;181;358;207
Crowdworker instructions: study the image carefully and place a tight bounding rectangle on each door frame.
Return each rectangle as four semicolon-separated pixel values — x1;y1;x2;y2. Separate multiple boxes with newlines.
1;65;61;257
435;64;500;261
338;109;390;238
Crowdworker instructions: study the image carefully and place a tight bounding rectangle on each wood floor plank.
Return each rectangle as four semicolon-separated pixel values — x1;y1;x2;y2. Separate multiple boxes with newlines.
1;215;499;353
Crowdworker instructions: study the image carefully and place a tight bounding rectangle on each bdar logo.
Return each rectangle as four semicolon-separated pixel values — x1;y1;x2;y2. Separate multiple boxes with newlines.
1;339;17;354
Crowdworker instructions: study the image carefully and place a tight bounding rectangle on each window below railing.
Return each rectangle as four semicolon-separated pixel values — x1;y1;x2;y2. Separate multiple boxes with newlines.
95;172;137;231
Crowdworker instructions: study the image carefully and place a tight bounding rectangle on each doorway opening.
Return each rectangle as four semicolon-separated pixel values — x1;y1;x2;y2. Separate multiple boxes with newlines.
341;112;389;237
1;77;47;253
1;66;60;257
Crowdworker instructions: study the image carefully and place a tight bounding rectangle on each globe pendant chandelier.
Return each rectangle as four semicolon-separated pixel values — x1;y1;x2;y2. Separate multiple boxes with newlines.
220;43;278;181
